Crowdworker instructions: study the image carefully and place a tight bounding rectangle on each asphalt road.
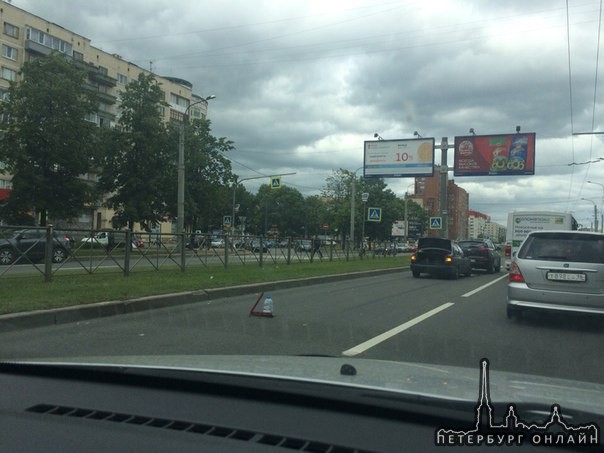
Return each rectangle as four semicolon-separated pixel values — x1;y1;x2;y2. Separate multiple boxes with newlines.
1;269;602;385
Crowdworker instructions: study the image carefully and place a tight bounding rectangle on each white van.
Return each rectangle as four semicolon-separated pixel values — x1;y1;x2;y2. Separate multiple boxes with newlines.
504;211;577;271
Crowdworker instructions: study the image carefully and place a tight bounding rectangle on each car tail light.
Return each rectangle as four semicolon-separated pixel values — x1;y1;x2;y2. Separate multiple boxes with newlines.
504;245;511;257
445;255;453;263
508;262;525;283
410;254;416;262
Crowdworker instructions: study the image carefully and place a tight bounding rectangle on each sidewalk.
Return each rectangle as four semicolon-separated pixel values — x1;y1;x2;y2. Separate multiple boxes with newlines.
0;267;403;332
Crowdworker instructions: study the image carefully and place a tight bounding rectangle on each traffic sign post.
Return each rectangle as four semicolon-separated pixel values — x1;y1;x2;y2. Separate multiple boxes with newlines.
270;176;282;190
430;217;442;229
367;207;382;222
223;215;232;226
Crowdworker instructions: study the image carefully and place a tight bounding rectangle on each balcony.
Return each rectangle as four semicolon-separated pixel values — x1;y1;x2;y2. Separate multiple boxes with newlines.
24;39;51;56
83;82;117;105
74;60;117;87
88;70;117;87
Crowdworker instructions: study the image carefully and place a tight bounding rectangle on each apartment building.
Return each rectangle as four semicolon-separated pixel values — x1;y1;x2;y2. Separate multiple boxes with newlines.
0;1;210;229
468;210;506;242
415;166;469;239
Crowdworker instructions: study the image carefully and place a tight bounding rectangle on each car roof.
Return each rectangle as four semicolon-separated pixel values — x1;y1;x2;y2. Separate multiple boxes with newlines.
526;230;604;237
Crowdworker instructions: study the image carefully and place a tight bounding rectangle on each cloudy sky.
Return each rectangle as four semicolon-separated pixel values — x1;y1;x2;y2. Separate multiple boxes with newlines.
16;0;604;227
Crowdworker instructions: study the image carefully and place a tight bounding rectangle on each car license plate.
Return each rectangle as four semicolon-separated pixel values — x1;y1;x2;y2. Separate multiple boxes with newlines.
546;272;586;282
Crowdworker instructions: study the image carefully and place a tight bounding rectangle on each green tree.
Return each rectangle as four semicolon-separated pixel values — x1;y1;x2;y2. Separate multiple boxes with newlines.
98;73;172;230
321;169;356;240
303;195;330;238
361;178;402;241
0;53;100;225
170;118;236;232
250;184;306;237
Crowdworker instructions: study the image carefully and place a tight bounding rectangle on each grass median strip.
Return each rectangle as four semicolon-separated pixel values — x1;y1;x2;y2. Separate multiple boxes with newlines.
1;257;409;315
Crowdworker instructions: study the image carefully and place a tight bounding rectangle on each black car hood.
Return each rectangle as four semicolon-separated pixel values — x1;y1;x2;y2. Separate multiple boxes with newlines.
417;238;452;250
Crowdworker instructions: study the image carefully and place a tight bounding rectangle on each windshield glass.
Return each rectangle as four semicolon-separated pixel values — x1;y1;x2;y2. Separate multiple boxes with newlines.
1;0;604;447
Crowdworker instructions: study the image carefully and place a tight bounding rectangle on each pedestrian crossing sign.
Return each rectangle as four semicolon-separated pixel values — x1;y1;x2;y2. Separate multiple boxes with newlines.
430;217;442;229
367;207;382;222
270;176;282;190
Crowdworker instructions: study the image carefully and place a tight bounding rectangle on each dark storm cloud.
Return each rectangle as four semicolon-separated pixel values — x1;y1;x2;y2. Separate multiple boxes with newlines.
15;0;604;226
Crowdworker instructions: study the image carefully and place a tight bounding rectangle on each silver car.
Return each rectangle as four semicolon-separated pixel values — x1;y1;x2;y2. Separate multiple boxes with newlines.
507;230;604;319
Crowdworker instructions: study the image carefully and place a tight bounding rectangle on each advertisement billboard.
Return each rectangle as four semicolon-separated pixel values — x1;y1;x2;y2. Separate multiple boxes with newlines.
364;138;435;178
453;133;536;176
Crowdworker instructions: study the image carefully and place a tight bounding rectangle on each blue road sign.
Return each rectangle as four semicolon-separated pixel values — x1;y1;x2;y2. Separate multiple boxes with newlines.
368;207;382;222
270;176;282;189
430;217;442;229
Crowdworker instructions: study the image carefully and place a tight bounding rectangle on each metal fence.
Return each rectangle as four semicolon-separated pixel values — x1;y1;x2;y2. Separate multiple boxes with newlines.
0;225;405;281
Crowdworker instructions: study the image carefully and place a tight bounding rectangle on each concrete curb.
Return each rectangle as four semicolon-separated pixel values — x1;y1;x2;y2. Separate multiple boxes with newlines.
0;267;403;332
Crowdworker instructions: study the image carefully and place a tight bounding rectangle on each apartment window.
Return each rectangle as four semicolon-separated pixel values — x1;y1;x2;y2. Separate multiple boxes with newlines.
117;73;127;85
26;27;73;55
170;93;188;108
3;22;18;39
85;112;98;124
73;51;83;61
2;45;17;61
98;66;108;75
1;67;16;82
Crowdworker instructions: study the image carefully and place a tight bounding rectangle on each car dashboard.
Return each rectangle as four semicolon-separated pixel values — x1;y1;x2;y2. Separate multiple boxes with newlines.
0;361;599;452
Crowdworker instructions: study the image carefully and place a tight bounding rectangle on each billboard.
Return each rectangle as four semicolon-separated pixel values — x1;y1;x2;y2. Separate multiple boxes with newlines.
364;138;435;178
391;220;424;238
453;133;536;176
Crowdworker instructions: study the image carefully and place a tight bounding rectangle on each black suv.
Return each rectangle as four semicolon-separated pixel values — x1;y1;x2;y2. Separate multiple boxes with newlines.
0;228;71;265
458;239;501;273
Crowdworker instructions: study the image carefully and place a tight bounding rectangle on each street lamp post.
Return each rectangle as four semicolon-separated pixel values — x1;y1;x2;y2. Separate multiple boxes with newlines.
404;182;414;243
178;94;216;258
587;181;604;232
349;166;364;251
581;198;598;232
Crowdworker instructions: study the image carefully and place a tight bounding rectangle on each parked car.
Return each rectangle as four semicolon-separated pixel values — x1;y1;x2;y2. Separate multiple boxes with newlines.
80;231;143;249
374;242;397;255
507;230;604;319
410;237;472;279
210;238;225;248
0;228;70;265
395;242;416;253
458;238;501;273
249;239;268;253
277;239;290;248
296;239;312;252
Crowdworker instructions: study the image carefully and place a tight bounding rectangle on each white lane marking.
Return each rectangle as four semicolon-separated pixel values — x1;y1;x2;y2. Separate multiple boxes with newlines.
462;274;508;298
342;302;455;357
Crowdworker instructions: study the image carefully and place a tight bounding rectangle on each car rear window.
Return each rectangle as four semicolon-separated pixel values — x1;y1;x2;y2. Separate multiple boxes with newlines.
459;241;483;249
518;233;604;263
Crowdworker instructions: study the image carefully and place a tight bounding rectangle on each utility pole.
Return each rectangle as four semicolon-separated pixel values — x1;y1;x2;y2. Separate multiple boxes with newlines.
439;137;449;239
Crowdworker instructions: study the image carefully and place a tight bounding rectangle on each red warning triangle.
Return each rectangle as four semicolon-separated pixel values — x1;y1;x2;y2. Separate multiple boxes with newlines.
250;292;274;317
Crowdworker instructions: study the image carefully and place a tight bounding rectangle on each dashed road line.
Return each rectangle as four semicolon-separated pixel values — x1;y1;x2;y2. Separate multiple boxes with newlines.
342;302;455;357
